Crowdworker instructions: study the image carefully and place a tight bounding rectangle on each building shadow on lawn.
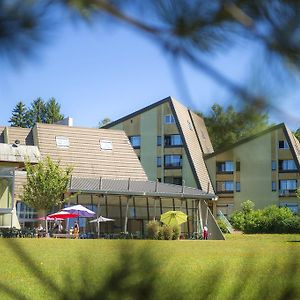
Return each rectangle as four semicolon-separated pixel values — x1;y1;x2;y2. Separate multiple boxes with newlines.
0;240;299;300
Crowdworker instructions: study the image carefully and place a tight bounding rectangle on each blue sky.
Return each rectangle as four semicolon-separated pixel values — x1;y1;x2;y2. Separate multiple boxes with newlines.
1;18;299;130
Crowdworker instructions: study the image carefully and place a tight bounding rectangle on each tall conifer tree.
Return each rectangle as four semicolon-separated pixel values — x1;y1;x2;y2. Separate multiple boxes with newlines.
8;101;29;128
45;98;64;124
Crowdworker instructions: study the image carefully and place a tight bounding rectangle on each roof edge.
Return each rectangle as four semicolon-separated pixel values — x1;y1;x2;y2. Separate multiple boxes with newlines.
205;123;285;159
102;96;173;128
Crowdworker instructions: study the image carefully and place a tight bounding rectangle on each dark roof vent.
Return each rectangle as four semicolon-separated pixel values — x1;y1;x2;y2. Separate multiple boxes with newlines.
13;139;20;147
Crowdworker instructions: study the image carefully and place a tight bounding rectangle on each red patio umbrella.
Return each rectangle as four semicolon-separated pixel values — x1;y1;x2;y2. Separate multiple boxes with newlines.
48;211;79;219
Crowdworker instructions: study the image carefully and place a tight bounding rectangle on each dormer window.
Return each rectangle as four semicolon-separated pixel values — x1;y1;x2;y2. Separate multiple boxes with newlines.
56;136;69;148
100;140;113;150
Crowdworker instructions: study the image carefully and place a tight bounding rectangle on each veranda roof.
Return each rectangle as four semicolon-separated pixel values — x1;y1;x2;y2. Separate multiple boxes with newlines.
68;177;217;200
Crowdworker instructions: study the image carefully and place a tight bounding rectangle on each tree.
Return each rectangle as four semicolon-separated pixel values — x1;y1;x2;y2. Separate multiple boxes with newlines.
22;156;73;235
199;103;270;150
45;98;64;124
98;118;111;128
8;101;30;128
27;97;46;127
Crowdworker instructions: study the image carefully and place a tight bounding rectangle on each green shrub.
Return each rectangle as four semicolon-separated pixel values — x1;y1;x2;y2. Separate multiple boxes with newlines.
162;225;173;240
230;211;245;231
232;201;300;234
157;226;164;240
172;225;180;240
146;220;160;239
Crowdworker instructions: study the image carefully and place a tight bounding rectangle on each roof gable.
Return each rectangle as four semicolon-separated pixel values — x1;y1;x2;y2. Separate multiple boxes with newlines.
205;123;285;159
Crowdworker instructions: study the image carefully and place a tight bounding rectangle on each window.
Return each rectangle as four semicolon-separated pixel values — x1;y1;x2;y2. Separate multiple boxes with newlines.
216;181;234;193
279;203;298;214
279;179;297;194
236;161;240;172
164;155;182;168
164;177;183;185
55;136;69;148
157;136;162;146
279;140;289;149
164;115;175;124
278;160;297;172
272;160;277;171
272;181;276;191
129;136;141;149
236;182;241;192
100;140;113;150
164;134;183;147
16;201;36;220
216;161;234;173
157;156;162;167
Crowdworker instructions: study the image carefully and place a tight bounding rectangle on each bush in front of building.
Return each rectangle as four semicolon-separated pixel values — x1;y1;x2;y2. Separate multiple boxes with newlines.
146;221;181;240
230;201;300;233
146;220;160;239
172;224;180;240
162;224;173;240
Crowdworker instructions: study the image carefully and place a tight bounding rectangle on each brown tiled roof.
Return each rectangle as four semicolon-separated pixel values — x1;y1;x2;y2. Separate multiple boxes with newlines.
189;110;214;154
34;123;148;180
170;98;214;193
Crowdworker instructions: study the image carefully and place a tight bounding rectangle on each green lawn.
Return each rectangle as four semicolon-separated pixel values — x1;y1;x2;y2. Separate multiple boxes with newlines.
0;234;299;300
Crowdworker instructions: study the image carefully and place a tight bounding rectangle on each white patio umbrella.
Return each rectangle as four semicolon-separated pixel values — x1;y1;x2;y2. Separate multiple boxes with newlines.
62;204;96;218
90;216;115;223
89;216;115;238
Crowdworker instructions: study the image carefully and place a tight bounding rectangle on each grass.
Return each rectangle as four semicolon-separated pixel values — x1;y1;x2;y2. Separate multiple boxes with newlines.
0;234;299;299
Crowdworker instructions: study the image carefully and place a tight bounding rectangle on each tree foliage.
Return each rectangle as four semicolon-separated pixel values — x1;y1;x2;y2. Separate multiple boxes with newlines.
45;98;64;124
198;103;270;150
22;156;73;212
27;97;47;127
9;97;65;128
98;118;111;128
294;128;300;142
8;101;29;127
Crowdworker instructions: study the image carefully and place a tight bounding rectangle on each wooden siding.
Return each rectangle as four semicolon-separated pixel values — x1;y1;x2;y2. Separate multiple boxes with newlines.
5;127;34;145
35;123;148;180
171;99;215;194
189;111;214;154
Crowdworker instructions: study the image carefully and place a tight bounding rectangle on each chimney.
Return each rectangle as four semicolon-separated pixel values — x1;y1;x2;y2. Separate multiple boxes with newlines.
55;117;73;127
